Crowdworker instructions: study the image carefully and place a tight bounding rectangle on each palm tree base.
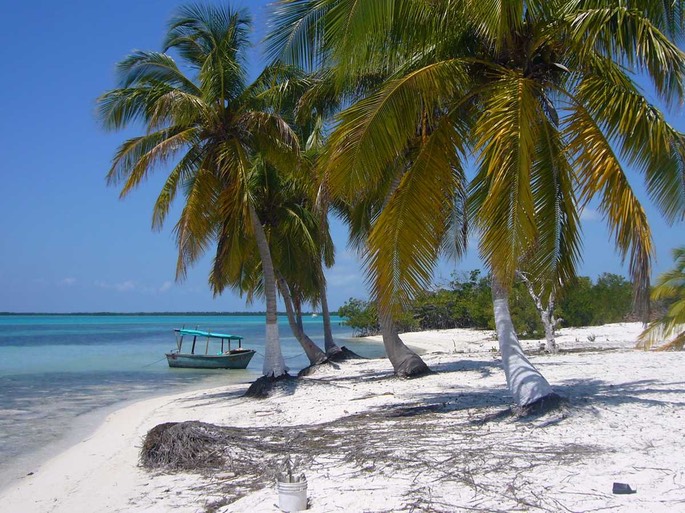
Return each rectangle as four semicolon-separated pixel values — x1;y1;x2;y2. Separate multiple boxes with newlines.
394;355;432;379
328;346;364;362
515;392;565;417
244;373;294;399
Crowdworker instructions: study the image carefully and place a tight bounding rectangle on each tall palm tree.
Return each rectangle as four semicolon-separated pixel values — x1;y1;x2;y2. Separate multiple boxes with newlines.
212;151;331;366
269;0;685;404
267;7;439;377
638;247;685;350
97;4;301;377
250;64;347;358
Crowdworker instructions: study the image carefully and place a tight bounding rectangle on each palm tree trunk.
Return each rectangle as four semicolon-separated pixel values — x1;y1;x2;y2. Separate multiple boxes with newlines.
292;294;304;332
277;273;328;365
249;203;286;377
380;313;430;378
374;170;429;377
492;278;554;406
319;275;342;355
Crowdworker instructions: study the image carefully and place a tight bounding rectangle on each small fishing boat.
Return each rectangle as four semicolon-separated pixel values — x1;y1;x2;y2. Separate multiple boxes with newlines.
166;328;255;369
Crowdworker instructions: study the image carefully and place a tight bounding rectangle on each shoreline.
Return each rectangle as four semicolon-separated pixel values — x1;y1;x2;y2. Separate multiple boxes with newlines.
0;371;259;496
2;322;684;512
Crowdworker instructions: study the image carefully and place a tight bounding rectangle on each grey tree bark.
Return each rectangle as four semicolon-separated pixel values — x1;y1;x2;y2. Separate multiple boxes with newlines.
492;278;554;406
517;272;559;353
277;273;328;365
249;203;286;377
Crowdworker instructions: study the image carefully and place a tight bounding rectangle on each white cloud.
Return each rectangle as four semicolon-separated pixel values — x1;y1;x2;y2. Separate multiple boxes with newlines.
60;277;76;286
115;281;136;292
159;281;173;293
580;207;601;222
328;270;363;288
95;280;137;292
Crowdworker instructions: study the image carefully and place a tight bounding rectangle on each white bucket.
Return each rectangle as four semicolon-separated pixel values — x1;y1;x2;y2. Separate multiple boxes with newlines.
277;480;308;511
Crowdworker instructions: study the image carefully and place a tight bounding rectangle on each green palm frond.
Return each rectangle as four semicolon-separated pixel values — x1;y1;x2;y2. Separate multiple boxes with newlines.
566;104;654;314
152;144;204;230
265;0;332;70
638;247;685;349
463;0;524;51
567;5;685;102
366;114;467;315
209;211;255;296
97;86;175;131
528;105;582;286
174;165;222;280
106;127;197;195
325;58;468;200
576;58;685;224
115;51;201;94
471;72;542;287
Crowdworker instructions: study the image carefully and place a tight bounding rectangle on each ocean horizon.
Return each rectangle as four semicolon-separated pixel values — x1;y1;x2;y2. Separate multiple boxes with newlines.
0;313;382;491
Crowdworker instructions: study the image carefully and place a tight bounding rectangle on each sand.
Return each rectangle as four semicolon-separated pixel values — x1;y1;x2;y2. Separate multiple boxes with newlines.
1;322;684;512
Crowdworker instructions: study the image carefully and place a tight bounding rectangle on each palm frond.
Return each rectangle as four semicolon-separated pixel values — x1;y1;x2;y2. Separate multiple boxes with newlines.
325;58;468;200
174;165;222;280
471;72;542;287
366;114;467;316
527;104;582;287
115;51;201;94
265;0;332;70
567;6;685;103
106;127;197;195
566;104;654;317
576;57;685;223
152;144;204;231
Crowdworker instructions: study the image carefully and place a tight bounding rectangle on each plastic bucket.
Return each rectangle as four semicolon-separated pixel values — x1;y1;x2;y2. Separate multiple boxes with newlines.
277;480;308;511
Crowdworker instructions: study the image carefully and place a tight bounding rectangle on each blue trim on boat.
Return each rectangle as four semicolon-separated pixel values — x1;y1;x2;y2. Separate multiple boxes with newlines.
174;328;243;340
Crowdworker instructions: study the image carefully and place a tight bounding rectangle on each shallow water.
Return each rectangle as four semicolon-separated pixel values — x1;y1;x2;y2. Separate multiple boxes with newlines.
0;314;382;489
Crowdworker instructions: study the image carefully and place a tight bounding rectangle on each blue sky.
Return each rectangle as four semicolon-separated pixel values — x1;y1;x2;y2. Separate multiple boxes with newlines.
0;0;682;313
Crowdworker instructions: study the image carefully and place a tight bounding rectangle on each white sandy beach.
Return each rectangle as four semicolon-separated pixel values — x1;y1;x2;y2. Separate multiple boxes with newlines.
1;322;684;512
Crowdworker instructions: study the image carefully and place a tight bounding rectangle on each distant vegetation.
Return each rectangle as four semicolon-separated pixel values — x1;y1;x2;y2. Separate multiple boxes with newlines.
338;270;634;338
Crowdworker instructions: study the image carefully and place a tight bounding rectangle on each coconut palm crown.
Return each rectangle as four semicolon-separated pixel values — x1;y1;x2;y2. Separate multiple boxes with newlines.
270;0;685;320
98;3;301;377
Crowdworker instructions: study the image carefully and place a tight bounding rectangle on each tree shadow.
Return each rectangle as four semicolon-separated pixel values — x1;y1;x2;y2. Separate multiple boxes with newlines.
427;358;501;377
552;378;685;409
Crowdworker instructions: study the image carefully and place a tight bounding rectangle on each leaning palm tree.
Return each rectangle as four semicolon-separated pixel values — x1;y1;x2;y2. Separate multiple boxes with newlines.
637;247;685;350
211;152;331;366
248;64;348;359
97;4;300;377
269;0;685;405
267;9;437;377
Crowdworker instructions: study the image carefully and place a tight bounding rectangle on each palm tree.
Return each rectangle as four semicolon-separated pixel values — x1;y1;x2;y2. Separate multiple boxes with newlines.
97;4;301;377
267;6;439;377
217;151;331;366
250;64;348;359
638;247;685;350
269;0;685;405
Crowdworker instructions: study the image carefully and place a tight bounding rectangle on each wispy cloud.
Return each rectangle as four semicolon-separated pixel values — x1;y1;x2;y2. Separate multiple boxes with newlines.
580;207;601;222
94;279;177;295
95;280;137;292
59;277;77;286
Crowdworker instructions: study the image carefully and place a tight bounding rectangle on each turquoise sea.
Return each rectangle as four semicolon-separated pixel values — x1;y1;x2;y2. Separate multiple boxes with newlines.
0;314;381;490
